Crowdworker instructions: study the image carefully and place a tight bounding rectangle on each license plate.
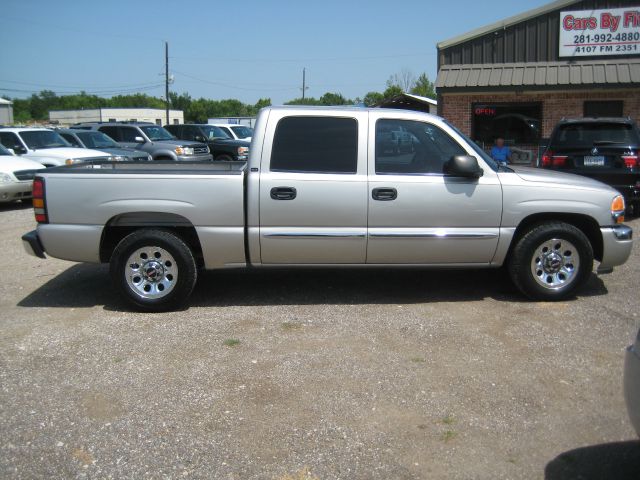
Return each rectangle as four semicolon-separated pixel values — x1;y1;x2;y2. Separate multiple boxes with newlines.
583;155;605;166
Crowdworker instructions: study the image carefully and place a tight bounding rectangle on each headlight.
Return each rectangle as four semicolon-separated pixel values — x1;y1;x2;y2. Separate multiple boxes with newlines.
183;147;194;155
0;173;13;184
237;146;249;156
611;195;625;223
175;147;184;155
65;158;83;165
111;155;126;162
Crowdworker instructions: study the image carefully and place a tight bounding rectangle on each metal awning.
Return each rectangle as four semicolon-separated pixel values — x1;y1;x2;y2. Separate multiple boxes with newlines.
436;60;640;90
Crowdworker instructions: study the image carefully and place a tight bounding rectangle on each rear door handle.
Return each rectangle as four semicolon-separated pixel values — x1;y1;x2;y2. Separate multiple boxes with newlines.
270;186;297;200
372;187;397;201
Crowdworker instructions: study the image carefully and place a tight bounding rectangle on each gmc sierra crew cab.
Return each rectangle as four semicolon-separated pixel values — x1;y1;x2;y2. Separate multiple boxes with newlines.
22;106;633;311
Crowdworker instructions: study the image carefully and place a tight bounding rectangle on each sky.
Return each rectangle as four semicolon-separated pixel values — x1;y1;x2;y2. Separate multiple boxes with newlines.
0;0;553;105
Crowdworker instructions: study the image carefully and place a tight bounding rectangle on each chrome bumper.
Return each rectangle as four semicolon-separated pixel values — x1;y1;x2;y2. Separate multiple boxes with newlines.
22;230;46;259
597;225;633;274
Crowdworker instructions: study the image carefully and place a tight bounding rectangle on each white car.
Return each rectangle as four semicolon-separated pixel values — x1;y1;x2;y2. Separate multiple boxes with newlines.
0;127;113;167
0;144;46;203
210;124;253;142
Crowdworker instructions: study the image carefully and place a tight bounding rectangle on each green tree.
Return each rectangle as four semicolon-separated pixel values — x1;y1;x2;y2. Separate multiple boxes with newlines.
410;73;436;99
284;97;322;106
319;92;349;106
363;91;384;107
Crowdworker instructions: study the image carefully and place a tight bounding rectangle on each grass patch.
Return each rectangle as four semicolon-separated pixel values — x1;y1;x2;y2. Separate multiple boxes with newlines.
441;430;457;442
441;414;455;425
281;322;303;331
223;338;241;347
410;356;426;363
114;357;124;363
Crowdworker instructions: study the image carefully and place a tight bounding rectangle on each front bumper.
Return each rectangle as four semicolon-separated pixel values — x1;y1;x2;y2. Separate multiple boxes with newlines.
597;225;633;273
22;230;46;259
0;181;33;202
624;343;640;437
176;153;213;162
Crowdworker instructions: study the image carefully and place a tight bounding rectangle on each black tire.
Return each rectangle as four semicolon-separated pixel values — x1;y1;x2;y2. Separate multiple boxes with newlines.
215;154;234;162
110;229;197;312
507;222;593;301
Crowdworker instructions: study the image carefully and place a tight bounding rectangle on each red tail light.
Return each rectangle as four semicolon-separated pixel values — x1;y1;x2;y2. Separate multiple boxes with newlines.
622;155;639;169
541;150;567;168
32;177;48;223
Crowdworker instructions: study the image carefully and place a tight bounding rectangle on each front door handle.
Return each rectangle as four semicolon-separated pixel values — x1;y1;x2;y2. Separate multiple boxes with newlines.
270;186;297;200
372;187;397;201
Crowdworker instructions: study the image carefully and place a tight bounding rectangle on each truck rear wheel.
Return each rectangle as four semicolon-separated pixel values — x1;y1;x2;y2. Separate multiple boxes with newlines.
507;222;593;301
110;229;197;312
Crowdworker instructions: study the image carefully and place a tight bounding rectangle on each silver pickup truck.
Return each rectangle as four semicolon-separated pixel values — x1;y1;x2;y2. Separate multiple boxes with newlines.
22;106;633;311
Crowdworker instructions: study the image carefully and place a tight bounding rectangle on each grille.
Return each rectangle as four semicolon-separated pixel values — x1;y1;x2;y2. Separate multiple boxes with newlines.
194;146;209;155
14;169;38;181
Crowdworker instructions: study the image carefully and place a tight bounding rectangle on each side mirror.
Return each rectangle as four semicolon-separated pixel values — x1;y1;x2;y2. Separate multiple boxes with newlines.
7;148;15;155
134;136;145;143
444;155;484;178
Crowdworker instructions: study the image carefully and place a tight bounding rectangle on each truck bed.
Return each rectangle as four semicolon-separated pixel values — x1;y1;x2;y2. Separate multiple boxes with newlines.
35;161;247;269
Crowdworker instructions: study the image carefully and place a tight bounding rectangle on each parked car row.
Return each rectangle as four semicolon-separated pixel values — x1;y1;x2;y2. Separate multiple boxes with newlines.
0;143;46;203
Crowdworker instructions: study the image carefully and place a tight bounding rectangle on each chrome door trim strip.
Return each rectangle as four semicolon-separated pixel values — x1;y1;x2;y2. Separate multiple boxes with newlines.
369;230;498;239
263;232;366;239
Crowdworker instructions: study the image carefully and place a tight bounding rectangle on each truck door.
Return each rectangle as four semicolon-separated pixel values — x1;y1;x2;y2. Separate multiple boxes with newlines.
258;112;368;264
367;114;502;264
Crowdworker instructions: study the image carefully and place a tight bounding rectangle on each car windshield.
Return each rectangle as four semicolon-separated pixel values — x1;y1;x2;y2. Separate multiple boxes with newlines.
140;126;175;141
554;123;640;147
444;121;499;172
76;131;119;149
201;125;231;140
19;130;70;149
230;126;253;138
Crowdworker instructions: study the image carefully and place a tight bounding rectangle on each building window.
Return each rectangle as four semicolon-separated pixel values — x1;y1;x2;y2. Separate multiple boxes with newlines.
472;103;542;146
173;119;179;125
271;116;358;174
108;118;116;122
584;101;623;118
155;118;162;125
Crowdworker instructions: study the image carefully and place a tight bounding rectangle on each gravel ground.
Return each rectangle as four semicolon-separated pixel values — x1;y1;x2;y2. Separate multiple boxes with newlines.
1;203;639;479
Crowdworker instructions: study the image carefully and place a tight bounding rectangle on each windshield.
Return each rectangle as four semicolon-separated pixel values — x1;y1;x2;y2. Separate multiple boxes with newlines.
554;123;640;147
230;126;253;138
201;125;231;140
444;121;499;172
76;131;119;149
19;130;70;149
140;126;175;141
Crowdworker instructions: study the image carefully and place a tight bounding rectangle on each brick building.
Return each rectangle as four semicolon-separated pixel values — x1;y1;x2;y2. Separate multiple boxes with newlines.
435;0;640;163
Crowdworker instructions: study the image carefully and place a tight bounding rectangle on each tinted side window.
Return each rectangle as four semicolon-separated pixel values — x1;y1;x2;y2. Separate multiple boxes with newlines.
271;116;358;174
120;127;141;142
164;125;180;137
376;119;466;175
60;133;81;147
183;126;198;141
98;126;121;142
0;132;21;149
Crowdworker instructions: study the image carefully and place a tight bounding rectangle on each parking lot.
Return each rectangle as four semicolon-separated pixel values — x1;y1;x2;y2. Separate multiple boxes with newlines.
1;202;639;479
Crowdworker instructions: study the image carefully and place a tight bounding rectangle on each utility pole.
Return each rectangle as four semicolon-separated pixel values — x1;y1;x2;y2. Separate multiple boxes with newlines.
301;67;308;100
165;41;169;125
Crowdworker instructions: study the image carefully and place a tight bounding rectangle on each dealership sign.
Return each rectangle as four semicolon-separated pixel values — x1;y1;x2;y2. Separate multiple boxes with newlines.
560;7;640;57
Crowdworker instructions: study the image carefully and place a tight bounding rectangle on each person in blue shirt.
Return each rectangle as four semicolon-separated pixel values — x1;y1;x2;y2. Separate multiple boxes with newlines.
490;137;511;165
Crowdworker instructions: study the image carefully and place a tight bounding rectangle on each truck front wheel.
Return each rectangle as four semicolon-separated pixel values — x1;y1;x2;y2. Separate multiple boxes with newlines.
110;229;197;312
507;222;593;301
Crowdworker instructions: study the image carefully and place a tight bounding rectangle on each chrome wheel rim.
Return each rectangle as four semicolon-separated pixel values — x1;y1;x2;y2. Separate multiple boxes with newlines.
530;238;580;290
125;246;177;299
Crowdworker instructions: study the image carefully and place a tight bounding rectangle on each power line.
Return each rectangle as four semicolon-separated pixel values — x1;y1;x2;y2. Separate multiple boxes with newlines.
0;78;165;90
0;83;165;97
172;70;298;92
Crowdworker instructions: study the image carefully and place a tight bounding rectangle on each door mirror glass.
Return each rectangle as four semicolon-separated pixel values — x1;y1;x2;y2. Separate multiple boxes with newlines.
13;144;27;155
444;155;484;178
134;136;145;143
